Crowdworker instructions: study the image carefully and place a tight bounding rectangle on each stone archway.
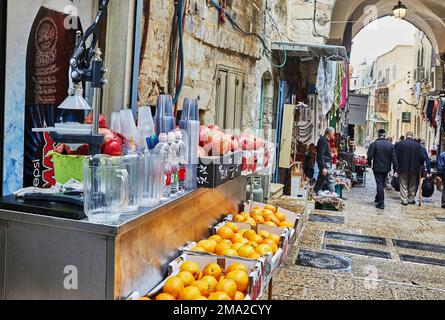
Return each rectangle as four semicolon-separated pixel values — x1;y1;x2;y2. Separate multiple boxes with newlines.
328;0;445;57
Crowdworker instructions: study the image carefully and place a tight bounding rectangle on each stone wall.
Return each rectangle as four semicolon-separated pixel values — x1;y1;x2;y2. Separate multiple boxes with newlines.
138;0;280;129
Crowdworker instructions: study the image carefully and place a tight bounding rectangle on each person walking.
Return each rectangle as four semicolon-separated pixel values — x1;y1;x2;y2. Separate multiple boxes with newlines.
303;144;317;180
438;150;445;209
395;132;430;206
314;127;337;197
367;129;399;209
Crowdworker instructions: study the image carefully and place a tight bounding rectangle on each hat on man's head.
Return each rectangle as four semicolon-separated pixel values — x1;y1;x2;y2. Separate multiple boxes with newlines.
378;129;386;136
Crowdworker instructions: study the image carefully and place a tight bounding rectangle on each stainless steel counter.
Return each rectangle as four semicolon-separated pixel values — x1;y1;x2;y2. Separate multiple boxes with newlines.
0;177;246;300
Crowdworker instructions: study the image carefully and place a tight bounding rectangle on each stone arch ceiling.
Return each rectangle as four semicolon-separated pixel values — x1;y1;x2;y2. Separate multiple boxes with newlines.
329;0;445;54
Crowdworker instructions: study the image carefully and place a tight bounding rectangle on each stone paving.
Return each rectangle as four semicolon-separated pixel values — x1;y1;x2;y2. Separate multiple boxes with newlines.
273;169;445;300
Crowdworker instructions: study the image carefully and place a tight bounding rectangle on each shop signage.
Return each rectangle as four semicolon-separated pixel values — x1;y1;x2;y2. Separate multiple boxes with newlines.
402;112;411;123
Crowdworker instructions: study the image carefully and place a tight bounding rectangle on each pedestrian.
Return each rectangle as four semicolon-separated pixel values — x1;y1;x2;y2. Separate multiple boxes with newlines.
367;129;399;209
387;137;393;144
314;127;337;197
303;144;317;180
437;150;445;209
395;132;430;206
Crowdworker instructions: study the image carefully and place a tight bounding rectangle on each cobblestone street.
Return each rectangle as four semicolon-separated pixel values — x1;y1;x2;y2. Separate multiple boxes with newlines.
273;169;445;300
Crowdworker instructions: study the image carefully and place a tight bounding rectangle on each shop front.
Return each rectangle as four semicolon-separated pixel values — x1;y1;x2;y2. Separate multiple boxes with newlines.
0;0;307;300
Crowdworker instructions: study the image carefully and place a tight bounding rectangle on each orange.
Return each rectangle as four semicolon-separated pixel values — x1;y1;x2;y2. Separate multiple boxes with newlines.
192;280;212;297
262;208;275;217
253;215;265;225
238;238;249;245
180;261;201;279
238;229;249;236
275;211;286;222
280;221;294;228
194;296;208;300
264;204;277;213
221;248;238;257
215;242;232;255
215;279;237;299
178;286;201;300
202;263;223;280
250;252;261;260
221;239;233;245
192;246;207;253
197;239;217;253
241;212;251;219
231;233;244;243
208;292;231;300
251;208;263;216
139;296;151;300
231;243;243;251
269;215;281;226
246;241;258;248
256;244;273;256
225;222;239;233
226;270;249;292
234;291;245;300
264;221;277;227
217;226;234;240
244;230;258;241
267;234;281;245
234;214;245;222
209;235;223;243
251;234;264;244
163;276;184;298
246;217;257;227
258;230;271;239
156;293;175;300
201;275;218;292
226;262;248;274
238;245;255;258
178;271;196;286
262;238;279;254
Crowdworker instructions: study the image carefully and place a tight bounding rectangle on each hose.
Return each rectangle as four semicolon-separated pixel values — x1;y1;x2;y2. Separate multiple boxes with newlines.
173;0;185;105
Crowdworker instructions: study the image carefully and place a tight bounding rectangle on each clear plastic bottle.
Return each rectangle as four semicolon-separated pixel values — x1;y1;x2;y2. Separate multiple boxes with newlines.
175;131;187;194
168;132;179;197
153;133;172;200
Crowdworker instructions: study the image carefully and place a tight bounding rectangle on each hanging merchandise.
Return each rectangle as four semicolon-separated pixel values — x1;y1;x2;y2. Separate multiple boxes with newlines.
316;58;327;115
434;97;444;147
432;99;439;129
340;63;348;109
426;99;435;126
23;3;84;188
324;61;337;116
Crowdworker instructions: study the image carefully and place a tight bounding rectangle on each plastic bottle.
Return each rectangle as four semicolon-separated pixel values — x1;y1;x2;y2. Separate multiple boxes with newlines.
153;133;172;200
175;131;187;194
168;132;179;197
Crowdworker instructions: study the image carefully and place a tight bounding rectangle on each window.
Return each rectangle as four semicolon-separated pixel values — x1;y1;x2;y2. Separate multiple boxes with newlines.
392;66;397;81
215;66;244;130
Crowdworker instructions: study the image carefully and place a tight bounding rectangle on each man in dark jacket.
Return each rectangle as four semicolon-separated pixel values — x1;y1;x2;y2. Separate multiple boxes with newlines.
438;150;445;209
314;127;337;197
367;129;399;209
395;132;430;205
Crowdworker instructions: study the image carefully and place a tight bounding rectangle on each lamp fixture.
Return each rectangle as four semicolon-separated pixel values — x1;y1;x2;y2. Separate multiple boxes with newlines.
393;1;407;19
398;98;419;109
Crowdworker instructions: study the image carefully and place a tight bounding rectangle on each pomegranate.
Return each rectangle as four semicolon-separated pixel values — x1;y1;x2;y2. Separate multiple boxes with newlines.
102;138;123;156
85;113;109;128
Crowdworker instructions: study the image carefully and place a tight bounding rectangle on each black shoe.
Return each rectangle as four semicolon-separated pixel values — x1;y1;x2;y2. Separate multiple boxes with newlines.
402;202;408;206
408;200;416;205
376;204;385;210
442;205;445;209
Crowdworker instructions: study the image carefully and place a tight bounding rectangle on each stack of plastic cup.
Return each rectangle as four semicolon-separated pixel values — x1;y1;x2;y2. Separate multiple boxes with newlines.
154;95;175;135
120;109;139;145
179;98;200;191
137;106;157;150
110;112;122;134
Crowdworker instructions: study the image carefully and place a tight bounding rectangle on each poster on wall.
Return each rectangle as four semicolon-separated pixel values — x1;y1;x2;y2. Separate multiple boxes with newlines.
3;0;95;195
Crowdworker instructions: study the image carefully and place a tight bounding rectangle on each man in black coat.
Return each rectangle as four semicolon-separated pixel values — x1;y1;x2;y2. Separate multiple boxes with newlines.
314;127;337;197
367;129;399;209
395;132;430;206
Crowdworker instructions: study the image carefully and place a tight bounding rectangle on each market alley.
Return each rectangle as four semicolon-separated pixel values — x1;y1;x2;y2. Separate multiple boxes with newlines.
273;171;445;300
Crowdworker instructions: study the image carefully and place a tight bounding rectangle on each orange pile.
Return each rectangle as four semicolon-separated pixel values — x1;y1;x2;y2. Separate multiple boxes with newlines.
155;261;250;300
233;204;294;228
191;222;281;259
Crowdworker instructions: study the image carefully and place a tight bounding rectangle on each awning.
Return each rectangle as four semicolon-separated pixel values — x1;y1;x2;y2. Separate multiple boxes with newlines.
271;42;348;60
